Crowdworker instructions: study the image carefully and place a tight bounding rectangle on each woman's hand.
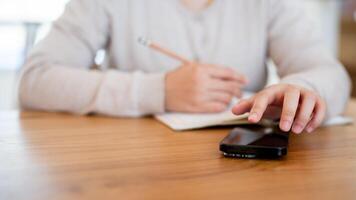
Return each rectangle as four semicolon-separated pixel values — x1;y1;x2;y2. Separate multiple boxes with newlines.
232;84;326;134
165;63;248;113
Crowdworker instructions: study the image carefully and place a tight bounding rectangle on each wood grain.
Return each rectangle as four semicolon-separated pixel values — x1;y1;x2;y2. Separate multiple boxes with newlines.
1;101;356;200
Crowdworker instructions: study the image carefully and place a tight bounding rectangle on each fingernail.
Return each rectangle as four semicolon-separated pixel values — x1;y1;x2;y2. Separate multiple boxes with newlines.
280;120;292;131
248;113;258;122
292;124;304;134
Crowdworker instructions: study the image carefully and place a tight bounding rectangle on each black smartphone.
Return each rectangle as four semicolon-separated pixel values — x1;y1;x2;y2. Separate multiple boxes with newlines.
219;125;289;159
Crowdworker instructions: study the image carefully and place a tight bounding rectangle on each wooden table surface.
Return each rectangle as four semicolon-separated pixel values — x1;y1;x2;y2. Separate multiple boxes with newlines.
1;101;356;200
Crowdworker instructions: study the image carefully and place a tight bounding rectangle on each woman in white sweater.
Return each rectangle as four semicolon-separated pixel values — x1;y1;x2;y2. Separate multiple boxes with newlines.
19;0;351;134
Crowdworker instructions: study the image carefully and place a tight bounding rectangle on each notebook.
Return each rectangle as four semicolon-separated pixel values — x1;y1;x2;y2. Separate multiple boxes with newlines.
154;92;354;131
154;92;254;131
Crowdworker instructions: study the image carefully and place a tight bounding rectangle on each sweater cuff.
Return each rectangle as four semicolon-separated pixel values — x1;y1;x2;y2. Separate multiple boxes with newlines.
136;72;166;115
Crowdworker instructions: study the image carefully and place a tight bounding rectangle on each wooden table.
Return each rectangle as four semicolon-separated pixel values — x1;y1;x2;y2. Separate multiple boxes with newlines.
1;102;356;200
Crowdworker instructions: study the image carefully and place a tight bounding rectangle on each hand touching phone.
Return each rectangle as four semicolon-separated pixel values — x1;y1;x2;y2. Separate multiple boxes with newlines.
232;84;326;134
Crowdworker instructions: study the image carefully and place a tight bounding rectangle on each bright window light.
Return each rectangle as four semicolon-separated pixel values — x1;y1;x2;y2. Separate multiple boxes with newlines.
0;0;69;70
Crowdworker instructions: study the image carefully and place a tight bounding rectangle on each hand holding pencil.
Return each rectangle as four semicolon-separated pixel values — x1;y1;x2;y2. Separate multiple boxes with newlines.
138;37;248;113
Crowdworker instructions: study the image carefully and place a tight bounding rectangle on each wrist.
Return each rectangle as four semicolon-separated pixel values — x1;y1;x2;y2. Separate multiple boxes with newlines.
136;72;166;115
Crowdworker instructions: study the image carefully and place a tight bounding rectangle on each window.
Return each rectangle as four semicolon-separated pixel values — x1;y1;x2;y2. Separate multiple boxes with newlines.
0;0;69;109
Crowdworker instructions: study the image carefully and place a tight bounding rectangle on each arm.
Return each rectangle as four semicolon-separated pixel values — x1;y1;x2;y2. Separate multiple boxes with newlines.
18;0;165;117
232;1;351;134
267;0;351;118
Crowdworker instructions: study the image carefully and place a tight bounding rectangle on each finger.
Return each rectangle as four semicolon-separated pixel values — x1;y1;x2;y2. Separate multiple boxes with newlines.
248;93;273;123
292;91;316;134
232;99;253;115
201;101;229;113
208;67;248;84
209;92;233;105
305;98;326;133
209;79;241;95
280;88;301;132
234;87;243;98
231;83;244;98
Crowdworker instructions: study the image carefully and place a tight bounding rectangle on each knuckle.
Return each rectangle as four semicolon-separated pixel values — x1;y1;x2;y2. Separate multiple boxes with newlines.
212;104;227;112
285;84;294;89
287;86;299;93
228;83;237;92
235;90;242;98
265;84;276;90
234;81;241;88
283;84;298;93
227;92;233;100
255;93;266;99
283;109;296;118
308;94;317;102
255;94;269;104
251;104;265;113
224;68;235;75
219;71;229;79
304;91;317;100
238;99;248;105
256;91;270;100
224;94;233;103
296;116;310;126
284;83;294;89
219;93;228;100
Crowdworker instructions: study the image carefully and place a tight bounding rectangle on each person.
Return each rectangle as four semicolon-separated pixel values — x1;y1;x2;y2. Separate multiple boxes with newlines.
18;0;351;134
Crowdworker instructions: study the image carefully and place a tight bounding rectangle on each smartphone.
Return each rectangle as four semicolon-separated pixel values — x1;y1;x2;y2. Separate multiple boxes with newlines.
219;125;289;159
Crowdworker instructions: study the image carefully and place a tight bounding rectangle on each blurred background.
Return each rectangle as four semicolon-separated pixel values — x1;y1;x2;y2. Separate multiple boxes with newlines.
0;0;355;110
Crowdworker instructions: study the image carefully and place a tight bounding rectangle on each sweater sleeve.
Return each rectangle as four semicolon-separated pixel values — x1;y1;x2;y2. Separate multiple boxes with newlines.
18;0;165;117
267;0;352;119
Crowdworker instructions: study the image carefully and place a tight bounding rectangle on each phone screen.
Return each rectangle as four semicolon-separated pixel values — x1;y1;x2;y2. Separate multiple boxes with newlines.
224;127;288;147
